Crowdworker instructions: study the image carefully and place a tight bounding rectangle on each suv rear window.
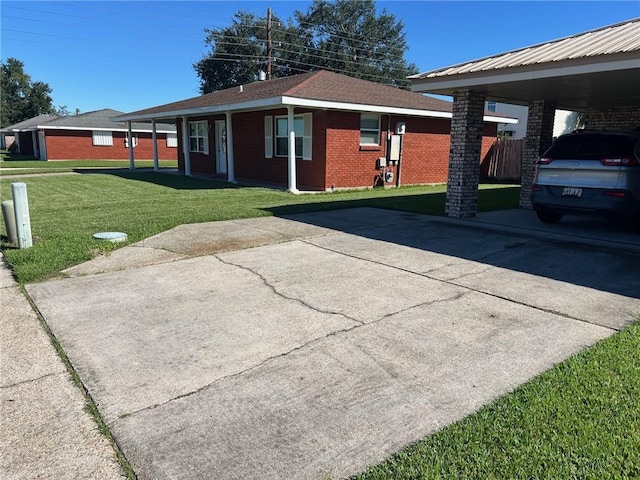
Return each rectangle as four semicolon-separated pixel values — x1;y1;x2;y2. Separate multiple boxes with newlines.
545;134;637;160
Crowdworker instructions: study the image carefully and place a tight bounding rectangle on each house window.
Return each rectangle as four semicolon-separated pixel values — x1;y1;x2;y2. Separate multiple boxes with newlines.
188;121;208;153
487;101;497;112
166;133;177;148
360;114;380;145
265;113;312;160
275;116;304;157
92;130;113;146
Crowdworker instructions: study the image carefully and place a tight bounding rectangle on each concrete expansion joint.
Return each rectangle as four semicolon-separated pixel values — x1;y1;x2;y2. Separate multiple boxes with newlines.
214;254;364;325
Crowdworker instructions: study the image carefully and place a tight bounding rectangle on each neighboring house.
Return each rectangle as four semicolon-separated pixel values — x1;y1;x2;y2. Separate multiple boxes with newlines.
0;109;177;161
116;70;515;192
485;101;577;139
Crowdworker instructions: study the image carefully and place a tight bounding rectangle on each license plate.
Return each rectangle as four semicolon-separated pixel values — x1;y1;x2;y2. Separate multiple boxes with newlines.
562;187;583;197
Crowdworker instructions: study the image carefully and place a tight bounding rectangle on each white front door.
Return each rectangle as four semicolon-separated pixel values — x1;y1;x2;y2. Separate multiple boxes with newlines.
215;120;227;174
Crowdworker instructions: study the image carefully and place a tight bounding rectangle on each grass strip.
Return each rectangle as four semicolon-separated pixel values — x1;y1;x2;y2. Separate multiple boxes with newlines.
0;172;518;283
353;319;640;480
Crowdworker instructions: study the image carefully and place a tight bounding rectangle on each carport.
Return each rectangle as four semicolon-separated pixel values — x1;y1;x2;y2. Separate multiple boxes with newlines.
410;18;640;218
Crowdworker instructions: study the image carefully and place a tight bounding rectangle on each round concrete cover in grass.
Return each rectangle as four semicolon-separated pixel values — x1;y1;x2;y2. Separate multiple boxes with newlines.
93;232;128;242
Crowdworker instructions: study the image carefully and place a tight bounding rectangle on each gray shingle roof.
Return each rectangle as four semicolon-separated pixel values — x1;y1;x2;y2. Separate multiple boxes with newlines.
118;70;459;119
41;109;175;132
2;115;60;131
2;109;175;133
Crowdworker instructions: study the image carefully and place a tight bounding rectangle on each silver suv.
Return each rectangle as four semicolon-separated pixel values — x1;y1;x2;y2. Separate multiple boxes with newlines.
531;130;640;226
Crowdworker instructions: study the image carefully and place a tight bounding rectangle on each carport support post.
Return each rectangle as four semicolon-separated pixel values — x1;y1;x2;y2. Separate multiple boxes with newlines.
127;122;135;170
446;89;486;218
520;100;556;209
287;105;298;194
225;112;236;183
151;119;159;172
182;116;192;177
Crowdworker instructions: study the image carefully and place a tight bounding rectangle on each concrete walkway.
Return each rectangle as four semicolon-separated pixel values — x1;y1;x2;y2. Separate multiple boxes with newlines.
0;253;125;479
5;208;640;479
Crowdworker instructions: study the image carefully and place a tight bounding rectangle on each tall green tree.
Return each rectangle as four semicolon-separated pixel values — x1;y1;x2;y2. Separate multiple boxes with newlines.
194;0;418;93
1;58;55;127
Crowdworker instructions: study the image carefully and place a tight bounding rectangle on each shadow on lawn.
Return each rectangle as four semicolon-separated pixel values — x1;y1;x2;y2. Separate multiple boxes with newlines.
265;196;639;300
74;169;242;191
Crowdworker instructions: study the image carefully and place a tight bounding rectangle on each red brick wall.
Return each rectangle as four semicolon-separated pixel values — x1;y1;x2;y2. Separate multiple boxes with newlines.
175;109;498;190
44;129;177;161
176;115;225;175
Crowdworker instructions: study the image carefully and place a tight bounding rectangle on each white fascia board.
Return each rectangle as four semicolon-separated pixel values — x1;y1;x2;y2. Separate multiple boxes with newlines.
114;94;513;124
281;96;453;118
410;59;639;93
36;125;175;134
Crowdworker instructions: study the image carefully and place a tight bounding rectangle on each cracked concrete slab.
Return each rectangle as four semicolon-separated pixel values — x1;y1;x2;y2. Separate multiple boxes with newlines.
27;255;361;424
23;208;640;479
110;291;612;480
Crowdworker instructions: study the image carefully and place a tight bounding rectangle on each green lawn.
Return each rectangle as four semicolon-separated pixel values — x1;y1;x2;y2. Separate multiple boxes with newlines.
353;320;640;479
0;171;518;283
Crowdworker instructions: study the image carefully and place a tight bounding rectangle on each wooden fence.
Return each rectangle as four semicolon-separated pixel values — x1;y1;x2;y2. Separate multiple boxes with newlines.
480;138;524;183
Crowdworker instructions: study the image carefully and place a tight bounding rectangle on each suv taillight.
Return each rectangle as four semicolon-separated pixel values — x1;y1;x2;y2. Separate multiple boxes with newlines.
600;157;639;166
537;157;553;165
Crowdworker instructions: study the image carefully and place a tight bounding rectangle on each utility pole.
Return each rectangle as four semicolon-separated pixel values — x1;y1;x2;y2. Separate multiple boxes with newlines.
267;7;272;80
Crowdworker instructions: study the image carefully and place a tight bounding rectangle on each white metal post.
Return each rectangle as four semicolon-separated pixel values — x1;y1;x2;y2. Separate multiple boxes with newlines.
11;182;32;249
127;121;135;170
287;105;298;193
151;119;159;172
182;116;191;177
225;112;235;183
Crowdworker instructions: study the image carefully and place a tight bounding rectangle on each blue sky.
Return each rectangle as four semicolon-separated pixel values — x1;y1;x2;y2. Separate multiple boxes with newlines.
2;1;638;114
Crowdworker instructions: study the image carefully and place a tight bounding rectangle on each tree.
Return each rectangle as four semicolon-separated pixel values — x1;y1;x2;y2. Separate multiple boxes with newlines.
1;58;55;127
194;0;418;93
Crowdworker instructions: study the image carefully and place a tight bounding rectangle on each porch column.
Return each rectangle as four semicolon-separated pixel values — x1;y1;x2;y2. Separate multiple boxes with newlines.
181;116;191;177
151;119;159;172
225;112;236;183
287;105;298;193
520;100;556;209
446;89;486;218
127;121;135;170
31;131;39;158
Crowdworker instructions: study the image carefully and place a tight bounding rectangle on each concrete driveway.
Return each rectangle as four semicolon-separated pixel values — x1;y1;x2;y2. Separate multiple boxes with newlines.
26;208;640;480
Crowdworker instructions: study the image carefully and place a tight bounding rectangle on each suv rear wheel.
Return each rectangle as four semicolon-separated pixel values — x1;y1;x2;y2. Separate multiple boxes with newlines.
536;208;563;224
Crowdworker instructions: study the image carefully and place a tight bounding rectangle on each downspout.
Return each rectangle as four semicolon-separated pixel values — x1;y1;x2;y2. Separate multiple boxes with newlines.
151;119;159;172
225;112;236;183
287;105;298;193
127;121;135;170
181;116;191;177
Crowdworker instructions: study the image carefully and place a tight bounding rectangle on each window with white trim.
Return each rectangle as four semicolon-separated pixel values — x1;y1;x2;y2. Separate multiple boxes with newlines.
487;101;497;112
166;133;178;148
92;130;113;146
265;113;312;160
360;114;380;145
188;121;208;153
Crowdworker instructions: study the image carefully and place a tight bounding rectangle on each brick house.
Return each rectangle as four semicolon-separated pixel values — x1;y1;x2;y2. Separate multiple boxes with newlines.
1;109;176;161
116;70;514;191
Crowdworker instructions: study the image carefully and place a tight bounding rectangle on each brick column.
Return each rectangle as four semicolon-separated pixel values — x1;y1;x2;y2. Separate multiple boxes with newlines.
446;90;487;218
520;100;556;209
